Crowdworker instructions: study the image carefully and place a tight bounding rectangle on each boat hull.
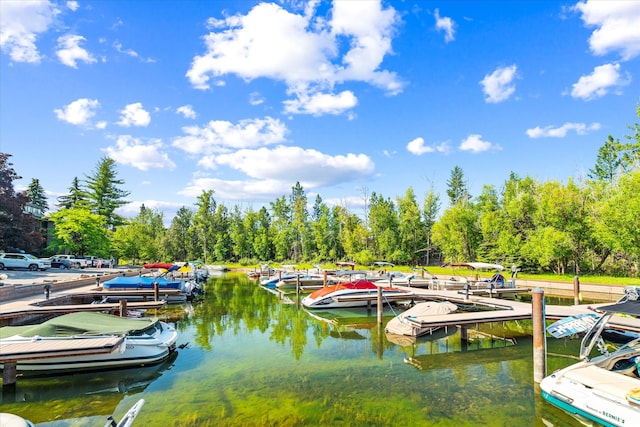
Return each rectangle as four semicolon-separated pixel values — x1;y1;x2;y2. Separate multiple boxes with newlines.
301;280;410;309
540;363;640;427
0;317;178;374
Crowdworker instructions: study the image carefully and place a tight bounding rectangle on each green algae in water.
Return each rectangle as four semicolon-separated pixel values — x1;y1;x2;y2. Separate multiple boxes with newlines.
1;273;587;426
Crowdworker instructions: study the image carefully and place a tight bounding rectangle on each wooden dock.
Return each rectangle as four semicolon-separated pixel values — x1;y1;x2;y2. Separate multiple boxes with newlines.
0;300;166;321
380;286;640;333
456;287;531;297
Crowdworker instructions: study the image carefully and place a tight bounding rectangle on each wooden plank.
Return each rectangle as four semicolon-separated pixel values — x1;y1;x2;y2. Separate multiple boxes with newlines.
0;336;124;361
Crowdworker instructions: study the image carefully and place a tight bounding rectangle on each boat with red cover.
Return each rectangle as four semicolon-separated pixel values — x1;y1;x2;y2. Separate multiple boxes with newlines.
301;279;410;309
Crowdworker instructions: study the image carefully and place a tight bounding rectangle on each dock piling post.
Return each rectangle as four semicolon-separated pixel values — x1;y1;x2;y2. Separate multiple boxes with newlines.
323;270;327;288
296;274;300;295
377;285;382;325
2;361;17;387
532;287;546;383
119;299;128;317
464;284;470;300
573;275;580;305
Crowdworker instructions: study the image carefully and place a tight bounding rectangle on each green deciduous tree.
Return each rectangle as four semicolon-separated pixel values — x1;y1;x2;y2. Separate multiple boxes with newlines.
164;206;194;262
396;187;424;264
193;190;217;263
47;208;110;256
270;195;292;261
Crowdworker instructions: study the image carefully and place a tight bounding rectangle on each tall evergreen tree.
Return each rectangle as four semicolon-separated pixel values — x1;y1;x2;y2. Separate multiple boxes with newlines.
84;157;130;229
57;177;89;209
446;165;469;205
26;178;48;213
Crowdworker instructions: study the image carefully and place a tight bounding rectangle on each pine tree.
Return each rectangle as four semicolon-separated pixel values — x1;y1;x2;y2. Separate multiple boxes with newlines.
446;165;470;205
57;177;89;209
26;178;48;212
84;157;130;229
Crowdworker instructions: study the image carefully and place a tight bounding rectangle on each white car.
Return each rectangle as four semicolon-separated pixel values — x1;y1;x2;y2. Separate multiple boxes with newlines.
0;253;51;271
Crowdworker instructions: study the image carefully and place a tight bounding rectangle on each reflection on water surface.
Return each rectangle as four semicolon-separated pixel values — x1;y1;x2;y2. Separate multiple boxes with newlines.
1;273;589;426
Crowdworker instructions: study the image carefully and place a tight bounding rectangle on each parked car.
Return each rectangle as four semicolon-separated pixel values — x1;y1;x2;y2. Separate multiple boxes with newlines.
49;256;74;270
0;253;51;271
52;254;87;269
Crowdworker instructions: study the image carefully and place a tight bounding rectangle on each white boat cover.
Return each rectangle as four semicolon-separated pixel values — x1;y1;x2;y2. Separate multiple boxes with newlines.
386;301;458;336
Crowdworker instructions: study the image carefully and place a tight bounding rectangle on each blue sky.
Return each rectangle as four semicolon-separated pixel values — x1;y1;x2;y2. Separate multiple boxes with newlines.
1;0;639;223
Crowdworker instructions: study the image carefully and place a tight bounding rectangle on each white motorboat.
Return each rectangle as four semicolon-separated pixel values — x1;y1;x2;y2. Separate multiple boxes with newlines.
541;286;640;427
385;301;458;337
0;413;35;427
0;312;178;374
301;279;411;309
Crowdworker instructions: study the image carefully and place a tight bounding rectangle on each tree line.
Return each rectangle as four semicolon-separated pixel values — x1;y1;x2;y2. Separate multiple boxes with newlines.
1;107;638;276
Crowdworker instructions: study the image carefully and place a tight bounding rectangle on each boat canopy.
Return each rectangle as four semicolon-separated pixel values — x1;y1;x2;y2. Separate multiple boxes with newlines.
336;261;355;269
443;262;504;271
597;286;640;316
372;261;395;268
0;312;157;338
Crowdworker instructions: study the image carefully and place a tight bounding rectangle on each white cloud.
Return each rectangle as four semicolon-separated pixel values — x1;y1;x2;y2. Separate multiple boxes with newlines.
186;1;402;116
173;117;288;154
176;105;196;119
459;134;499;153
179;177;292;201
406;137;450;155
249;92;265;106
56;34;96;68
0;0;57;63
113;41;138;58
570;62;631;100
480;65;518;103
117;103;151;127
104;135;176;171
434;8;455;43
573;0;640;61
66;1;79;12
209;145;375;187
526;122;602;138
54;98;100;126
179;145;375;200
118;199;185;225
283;90;357;115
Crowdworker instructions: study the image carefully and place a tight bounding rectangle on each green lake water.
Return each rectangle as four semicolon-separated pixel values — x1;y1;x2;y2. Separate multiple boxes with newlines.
1;273;596;426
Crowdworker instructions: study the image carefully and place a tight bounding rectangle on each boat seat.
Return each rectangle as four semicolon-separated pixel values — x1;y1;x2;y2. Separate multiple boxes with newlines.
564;365;640;401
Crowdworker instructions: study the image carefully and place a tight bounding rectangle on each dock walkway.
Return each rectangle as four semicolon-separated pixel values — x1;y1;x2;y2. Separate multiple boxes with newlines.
392;286;640;332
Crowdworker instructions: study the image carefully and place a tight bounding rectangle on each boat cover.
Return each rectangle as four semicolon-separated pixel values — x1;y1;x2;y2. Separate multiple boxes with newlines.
102;276;182;289
143;263;175;270
0;312;156;338
385;301;458;336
